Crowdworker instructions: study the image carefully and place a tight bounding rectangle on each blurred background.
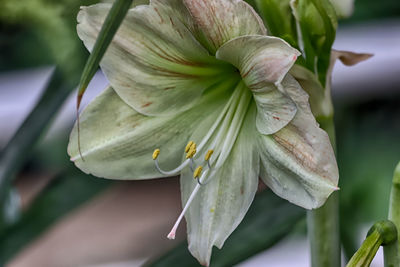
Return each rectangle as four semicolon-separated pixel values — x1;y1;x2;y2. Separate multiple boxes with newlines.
0;0;400;266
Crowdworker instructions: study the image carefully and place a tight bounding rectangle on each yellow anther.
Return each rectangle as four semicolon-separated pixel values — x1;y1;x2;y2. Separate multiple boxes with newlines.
185;141;194;153
205;149;214;161
193;166;203;179
186;146;196;159
190;142;197;151
152;149;160;160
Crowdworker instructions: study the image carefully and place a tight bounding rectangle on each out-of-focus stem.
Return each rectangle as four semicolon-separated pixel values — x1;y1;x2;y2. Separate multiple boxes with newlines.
388;162;400;265
383;239;399;267
308;115;341;267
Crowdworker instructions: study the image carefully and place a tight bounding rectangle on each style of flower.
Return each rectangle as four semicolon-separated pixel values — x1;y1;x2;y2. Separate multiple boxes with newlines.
68;0;339;265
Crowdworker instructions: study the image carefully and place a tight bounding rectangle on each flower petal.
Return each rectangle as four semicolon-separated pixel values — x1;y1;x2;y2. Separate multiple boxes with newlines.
216;35;300;88
68;86;231;180
252;89;297;135
216;35;300;134
181;105;259;266
258;75;338;209
77;3;231;116
183;0;266;54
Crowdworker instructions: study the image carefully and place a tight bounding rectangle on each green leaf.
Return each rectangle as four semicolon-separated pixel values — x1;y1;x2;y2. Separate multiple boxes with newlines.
145;190;305;267
76;0;133;109
0;67;80;216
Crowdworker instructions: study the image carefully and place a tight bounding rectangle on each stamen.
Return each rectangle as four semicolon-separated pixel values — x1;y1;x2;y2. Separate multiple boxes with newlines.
186;145;196;159
205;150;214;161
152;142;196;176
193;166;203;179
152;149;160;160
185;141;194;153
197;169;216;186
189;158;195;172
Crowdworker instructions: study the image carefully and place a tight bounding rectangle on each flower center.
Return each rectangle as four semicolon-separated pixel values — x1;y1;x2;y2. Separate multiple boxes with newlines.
152;80;252;239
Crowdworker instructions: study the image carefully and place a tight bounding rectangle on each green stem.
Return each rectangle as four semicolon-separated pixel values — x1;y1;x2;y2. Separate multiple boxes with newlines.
384;240;399;267
347;220;400;267
346;229;381;267
308;115;341;267
388;162;400;265
347;220;398;267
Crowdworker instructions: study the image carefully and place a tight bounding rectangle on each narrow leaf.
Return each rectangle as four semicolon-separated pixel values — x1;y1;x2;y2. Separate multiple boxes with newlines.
0;67;79;212
76;0;133;109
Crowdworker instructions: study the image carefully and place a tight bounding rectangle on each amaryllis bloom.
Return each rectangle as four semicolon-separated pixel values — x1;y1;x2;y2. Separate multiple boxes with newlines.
68;0;338;265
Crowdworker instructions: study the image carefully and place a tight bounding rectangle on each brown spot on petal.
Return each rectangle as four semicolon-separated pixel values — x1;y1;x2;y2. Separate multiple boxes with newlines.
273;116;280;120
141;102;153;108
154;7;164;23
242;65;255;78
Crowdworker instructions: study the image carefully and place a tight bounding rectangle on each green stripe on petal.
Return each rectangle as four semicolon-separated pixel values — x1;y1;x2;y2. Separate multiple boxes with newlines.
258;75;338;209
68;85;231;180
181;105;259;266
216;35;301;135
183;0;266;54
77;3;232;116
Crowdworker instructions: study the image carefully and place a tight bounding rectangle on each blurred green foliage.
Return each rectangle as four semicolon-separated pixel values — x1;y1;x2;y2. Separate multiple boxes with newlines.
335;94;400;258
0;0;98;70
347;0;400;23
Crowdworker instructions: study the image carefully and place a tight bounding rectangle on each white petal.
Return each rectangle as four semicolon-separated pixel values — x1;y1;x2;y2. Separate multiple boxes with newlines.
259;75;338;209
77;3;231;116
68;86;230;180
183;0;266;53
216;35;300;134
181;105;259;266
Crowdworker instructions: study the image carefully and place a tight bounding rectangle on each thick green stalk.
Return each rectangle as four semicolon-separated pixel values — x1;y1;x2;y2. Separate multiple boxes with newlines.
346;229;381;267
383;240;399;267
347;220;398;267
308;115;341;267
388;162;400;264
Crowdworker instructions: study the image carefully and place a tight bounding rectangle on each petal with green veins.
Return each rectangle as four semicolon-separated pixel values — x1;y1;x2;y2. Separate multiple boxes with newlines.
183;0;266;54
258;75;338;209
181;105;259;266
68;85;232;180
77;3;232;116
216;35;300;134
